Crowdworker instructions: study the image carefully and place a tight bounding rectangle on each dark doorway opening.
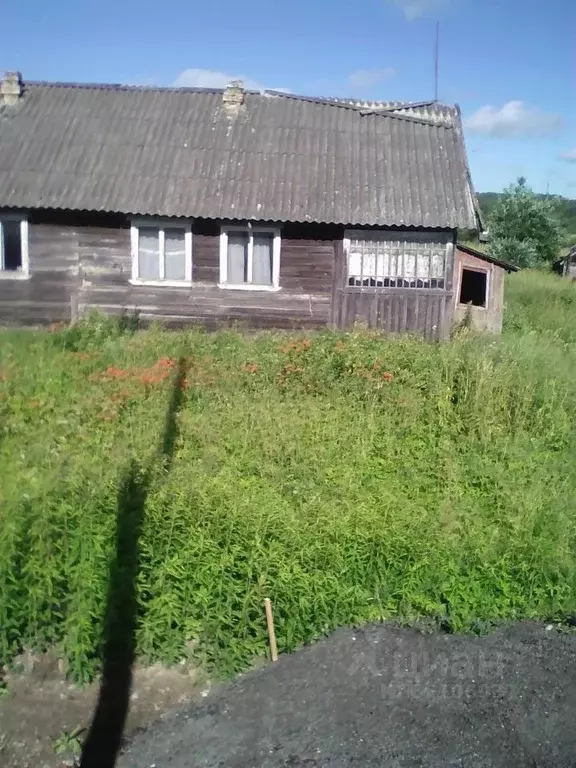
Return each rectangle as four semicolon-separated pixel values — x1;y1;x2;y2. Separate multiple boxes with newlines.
459;268;487;307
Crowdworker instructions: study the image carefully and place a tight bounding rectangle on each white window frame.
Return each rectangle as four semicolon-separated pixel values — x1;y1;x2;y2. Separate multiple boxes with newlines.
219;224;281;291
457;264;490;310
0;216;29;280
130;218;193;286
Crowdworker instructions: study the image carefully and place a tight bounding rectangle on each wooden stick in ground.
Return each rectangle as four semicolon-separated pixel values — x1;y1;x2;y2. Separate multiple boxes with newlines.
264;598;278;662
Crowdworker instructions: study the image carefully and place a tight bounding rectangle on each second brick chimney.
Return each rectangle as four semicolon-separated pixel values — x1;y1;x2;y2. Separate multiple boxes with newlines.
222;80;244;110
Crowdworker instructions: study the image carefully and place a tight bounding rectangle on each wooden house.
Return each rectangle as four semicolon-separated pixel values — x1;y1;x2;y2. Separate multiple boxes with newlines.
0;72;491;338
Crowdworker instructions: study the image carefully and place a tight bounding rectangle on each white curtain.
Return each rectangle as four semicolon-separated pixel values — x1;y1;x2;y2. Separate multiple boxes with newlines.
430;251;445;278
348;236;446;284
361;251;377;278
138;227;160;279
227;232;248;283
164;228;186;280
403;253;416;279
252;233;273;285
349;250;362;280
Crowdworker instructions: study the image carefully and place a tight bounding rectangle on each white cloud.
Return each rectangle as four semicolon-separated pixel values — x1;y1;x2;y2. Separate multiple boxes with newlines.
464;101;563;138
559;148;576;163
346;67;396;90
388;0;450;20
172;68;289;92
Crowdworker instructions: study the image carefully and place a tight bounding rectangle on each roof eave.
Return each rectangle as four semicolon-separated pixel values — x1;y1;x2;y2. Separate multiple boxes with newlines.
457;242;519;272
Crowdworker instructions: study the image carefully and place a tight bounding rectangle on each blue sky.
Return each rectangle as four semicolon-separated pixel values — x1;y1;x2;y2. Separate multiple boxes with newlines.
2;0;574;196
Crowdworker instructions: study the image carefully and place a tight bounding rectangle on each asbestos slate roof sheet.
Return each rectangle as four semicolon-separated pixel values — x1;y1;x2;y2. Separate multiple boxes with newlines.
0;82;480;229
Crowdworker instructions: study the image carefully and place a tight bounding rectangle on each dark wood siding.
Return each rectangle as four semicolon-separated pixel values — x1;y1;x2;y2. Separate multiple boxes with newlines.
77;218;337;329
334;289;450;341
0;210;460;337
0;223;78;326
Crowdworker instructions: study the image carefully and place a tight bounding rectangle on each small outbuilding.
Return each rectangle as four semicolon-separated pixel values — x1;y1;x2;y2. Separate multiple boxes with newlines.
556;245;576;280
454;243;518;334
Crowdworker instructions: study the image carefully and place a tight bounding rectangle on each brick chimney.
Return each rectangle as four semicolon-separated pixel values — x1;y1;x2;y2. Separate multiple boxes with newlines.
1;72;23;105
222;80;244;108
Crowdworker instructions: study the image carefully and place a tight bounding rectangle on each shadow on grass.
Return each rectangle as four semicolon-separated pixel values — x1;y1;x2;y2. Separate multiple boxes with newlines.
80;357;189;768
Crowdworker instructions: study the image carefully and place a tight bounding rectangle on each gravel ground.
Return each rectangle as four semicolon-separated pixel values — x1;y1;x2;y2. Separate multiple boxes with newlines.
120;622;576;768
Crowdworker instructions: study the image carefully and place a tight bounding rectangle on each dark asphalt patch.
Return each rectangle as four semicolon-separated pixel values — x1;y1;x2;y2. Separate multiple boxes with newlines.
119;622;576;767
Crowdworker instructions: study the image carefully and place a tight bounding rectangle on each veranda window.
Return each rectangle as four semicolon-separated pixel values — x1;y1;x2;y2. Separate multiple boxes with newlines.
345;231;450;289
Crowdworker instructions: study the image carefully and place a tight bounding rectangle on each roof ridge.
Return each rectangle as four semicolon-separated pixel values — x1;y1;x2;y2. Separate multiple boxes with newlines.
329;97;438;110
264;90;442;109
25;80;228;94
357;108;443;127
262;91;456;127
20;81;456;128
261;91;454;126
24;80;454;114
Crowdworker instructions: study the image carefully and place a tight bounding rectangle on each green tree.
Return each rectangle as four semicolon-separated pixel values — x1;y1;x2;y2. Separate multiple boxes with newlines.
488;177;565;268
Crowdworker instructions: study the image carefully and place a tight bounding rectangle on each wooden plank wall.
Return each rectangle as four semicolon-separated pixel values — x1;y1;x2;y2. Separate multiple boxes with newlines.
0;209;459;338
0;223;79;326
78;219;338;329
335;289;451;341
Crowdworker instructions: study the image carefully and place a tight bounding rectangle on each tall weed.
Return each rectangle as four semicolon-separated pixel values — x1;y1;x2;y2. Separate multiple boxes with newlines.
1;278;576;681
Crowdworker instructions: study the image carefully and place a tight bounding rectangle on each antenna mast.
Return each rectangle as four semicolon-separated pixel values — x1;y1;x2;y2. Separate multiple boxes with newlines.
434;21;440;102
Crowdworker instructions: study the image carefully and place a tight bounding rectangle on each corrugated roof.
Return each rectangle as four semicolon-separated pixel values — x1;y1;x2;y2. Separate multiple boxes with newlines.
0;81;480;228
456;242;519;272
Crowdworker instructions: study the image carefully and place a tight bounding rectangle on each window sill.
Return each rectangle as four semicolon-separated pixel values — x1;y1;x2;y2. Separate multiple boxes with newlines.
458;303;486;310
129;279;193;288
0;271;30;281
218;283;280;292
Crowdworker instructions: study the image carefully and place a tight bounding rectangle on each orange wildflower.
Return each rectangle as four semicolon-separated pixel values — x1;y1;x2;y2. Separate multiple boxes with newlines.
156;357;176;369
279;339;312;355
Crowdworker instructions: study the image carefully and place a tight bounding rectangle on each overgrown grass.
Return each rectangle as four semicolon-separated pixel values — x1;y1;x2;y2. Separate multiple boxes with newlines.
504;268;576;343
2;271;576;682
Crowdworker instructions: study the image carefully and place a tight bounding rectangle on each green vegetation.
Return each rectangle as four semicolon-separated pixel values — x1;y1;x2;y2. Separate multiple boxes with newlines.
2;279;576;683
485;178;565;268
53;727;84;760
478;189;576;252
504;268;576;343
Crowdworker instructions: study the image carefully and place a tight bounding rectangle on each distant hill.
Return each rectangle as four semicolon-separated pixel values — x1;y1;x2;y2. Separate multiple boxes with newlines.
477;192;576;245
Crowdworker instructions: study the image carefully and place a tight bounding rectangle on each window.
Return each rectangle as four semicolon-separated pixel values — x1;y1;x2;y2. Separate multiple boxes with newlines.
0;217;29;278
459;268;487;307
344;231;450;289
219;226;281;290
130;220;192;285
